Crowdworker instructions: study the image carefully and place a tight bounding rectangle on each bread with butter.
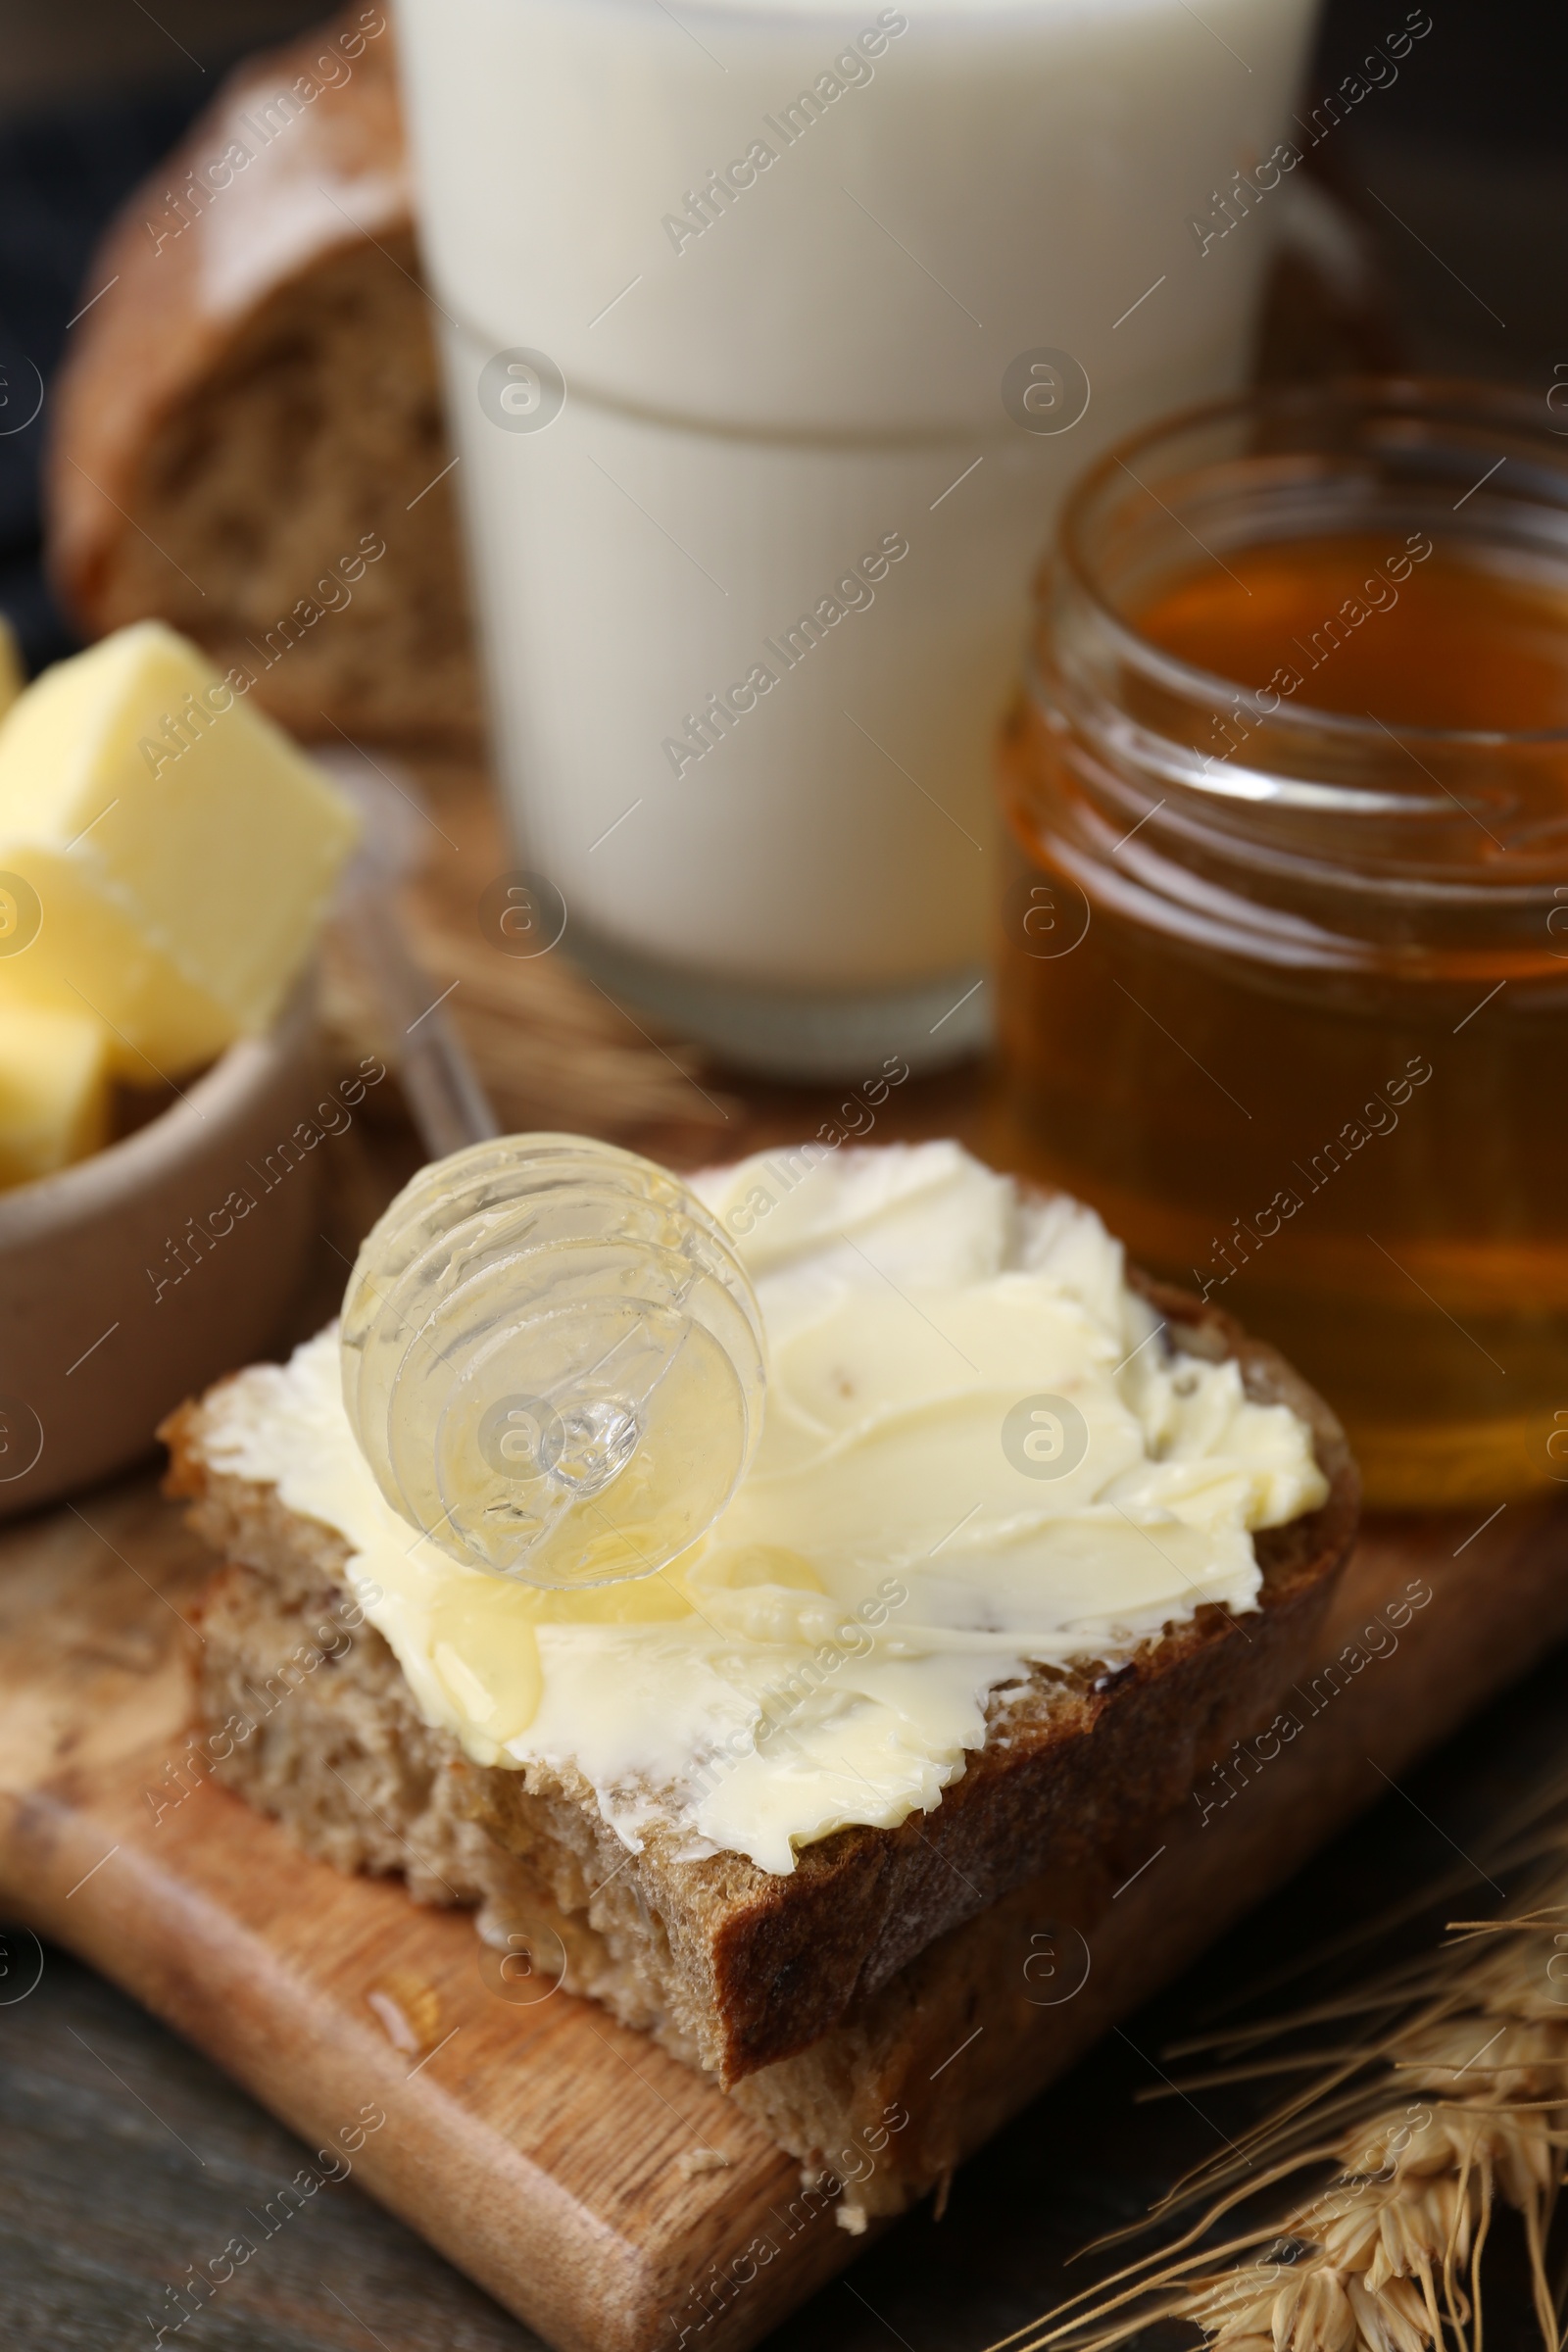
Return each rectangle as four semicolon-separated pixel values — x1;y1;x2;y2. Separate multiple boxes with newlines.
162;1150;1356;2215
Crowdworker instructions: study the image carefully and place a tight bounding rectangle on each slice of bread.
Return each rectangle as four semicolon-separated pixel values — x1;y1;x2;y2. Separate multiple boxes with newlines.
164;1261;1356;2163
45;7;479;750
175;1517;1139;2230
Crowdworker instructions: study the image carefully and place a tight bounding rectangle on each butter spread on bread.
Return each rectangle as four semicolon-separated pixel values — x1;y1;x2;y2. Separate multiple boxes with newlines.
197;1141;1327;1874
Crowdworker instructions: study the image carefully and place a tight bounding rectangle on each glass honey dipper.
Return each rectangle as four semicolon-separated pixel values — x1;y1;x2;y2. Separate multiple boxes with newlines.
339;1135;767;1590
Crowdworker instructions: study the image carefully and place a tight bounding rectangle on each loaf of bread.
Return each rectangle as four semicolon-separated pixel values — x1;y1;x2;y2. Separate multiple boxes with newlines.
162;1157;1357;2226
45;5;478;748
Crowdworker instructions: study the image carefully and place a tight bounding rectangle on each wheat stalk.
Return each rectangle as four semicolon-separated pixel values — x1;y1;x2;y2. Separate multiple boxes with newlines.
990;1854;1568;2352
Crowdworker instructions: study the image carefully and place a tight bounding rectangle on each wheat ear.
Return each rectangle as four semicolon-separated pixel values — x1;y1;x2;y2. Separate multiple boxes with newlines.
988;1876;1568;2352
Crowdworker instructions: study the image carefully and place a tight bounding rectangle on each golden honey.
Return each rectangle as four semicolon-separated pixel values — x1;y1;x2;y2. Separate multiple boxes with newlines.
997;386;1568;1509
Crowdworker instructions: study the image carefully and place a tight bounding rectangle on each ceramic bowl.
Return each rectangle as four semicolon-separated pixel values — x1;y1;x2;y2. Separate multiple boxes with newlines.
0;977;323;1519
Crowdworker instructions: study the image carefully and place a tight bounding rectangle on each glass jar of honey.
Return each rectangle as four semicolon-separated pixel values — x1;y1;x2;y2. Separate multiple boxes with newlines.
997;381;1568;1511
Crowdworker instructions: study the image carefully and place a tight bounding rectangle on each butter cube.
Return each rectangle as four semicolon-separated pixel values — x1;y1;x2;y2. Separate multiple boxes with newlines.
0;1004;112;1188
0;622;358;1076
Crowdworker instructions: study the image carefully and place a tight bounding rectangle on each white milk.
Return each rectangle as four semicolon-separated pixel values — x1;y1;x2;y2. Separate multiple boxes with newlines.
396;0;1318;1073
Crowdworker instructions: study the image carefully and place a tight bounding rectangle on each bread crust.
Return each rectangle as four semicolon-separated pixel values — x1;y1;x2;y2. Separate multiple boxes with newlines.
163;1260;1357;2088
44;7;479;746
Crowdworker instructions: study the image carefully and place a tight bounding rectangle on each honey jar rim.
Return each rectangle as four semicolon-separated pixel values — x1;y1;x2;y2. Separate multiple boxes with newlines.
1052;373;1568;756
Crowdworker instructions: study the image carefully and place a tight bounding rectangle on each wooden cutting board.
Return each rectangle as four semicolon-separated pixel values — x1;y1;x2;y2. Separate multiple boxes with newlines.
2;1466;1565;2352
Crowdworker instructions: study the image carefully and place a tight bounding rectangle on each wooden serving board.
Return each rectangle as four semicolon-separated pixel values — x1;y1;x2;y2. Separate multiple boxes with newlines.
2;1471;1566;2352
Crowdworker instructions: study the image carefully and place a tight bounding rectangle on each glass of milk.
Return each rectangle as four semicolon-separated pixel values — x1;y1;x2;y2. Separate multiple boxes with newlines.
396;0;1320;1076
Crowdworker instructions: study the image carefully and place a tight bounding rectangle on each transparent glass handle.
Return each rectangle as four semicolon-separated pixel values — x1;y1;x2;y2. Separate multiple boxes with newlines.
339;1135;766;1589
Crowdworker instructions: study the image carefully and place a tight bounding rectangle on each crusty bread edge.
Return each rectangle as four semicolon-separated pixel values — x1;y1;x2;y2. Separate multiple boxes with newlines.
45;8;408;634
